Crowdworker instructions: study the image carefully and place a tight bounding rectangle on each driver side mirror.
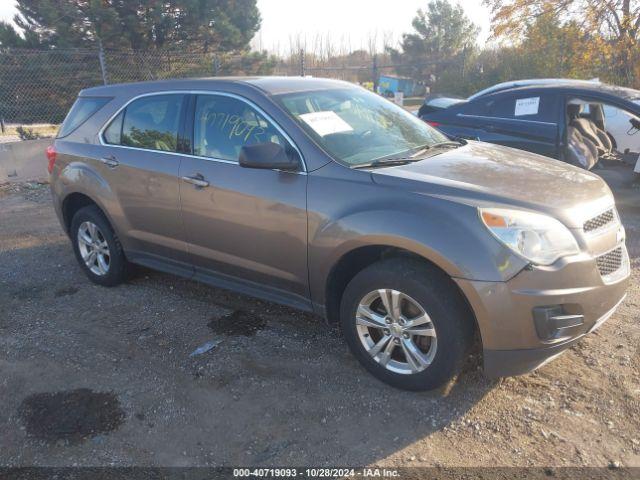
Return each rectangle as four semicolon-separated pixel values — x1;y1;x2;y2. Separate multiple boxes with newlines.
239;142;300;171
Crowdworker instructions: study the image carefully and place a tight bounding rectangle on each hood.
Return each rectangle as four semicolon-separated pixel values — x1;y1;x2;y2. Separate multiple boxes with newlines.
370;142;614;228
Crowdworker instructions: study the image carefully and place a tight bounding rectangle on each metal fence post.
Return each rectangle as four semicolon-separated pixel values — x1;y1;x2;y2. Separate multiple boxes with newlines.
461;48;466;82
98;39;109;85
372;54;379;92
213;55;220;76
299;49;305;77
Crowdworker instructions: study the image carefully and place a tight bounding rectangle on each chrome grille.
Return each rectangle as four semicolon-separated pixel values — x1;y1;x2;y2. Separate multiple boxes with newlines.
584;209;616;233
596;247;623;277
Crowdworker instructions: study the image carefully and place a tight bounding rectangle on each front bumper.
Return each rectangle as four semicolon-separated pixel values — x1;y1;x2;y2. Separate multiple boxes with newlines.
454;247;629;377
482;295;625;377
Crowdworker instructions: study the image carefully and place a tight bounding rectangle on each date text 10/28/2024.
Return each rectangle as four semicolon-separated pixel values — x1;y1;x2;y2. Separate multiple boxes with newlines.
233;468;401;478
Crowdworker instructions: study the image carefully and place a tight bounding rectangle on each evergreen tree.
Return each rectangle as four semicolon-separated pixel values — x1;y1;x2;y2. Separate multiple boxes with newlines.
388;0;479;81
0;0;261;51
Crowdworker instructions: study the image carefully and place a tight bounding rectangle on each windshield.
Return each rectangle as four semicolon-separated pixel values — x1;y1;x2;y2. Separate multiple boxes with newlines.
275;87;448;166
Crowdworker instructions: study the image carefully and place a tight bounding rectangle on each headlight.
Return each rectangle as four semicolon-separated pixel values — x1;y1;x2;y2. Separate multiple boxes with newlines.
479;208;579;265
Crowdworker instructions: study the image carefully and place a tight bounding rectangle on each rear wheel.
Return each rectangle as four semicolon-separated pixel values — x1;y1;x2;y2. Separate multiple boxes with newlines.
70;205;128;286
340;258;474;391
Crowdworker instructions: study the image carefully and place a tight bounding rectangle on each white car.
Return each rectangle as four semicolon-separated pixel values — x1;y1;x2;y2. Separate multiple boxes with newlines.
603;101;640;155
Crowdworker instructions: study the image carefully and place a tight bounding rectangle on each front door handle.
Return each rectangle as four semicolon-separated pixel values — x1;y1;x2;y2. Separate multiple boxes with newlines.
99;156;119;168
181;174;209;188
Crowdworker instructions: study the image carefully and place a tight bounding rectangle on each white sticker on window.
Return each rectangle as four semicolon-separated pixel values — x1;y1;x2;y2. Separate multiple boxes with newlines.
514;97;540;116
299;111;353;136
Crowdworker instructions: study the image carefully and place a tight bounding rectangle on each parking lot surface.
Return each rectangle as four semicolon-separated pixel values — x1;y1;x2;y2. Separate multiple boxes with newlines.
0;167;639;467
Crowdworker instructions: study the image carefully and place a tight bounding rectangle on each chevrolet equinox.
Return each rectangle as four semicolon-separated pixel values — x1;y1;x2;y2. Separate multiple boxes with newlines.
48;77;630;391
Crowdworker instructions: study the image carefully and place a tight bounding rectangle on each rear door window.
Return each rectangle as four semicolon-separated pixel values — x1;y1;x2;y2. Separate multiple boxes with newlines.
489;96;517;118
463;98;492;116
103;94;185;152
488;93;557;122
58;97;111;138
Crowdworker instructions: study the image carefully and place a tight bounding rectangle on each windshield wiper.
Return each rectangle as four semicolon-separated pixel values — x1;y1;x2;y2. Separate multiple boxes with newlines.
427;140;466;149
352;139;467;169
407;139;466;157
352;158;418;169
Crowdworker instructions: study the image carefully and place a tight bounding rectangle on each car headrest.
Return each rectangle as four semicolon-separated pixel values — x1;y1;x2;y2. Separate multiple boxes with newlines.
567;104;582;118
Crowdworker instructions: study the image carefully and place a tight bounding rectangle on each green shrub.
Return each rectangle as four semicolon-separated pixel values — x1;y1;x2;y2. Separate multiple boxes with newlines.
16;126;43;141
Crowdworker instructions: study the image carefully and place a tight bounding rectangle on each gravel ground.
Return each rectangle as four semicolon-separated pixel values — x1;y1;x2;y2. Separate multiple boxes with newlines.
0;167;639;468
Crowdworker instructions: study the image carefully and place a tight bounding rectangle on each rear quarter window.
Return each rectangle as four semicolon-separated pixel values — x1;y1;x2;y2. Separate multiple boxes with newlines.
103;111;124;145
58;97;112;138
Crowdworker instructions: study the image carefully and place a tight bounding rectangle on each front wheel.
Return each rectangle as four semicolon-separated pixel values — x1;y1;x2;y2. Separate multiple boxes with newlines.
340;258;474;391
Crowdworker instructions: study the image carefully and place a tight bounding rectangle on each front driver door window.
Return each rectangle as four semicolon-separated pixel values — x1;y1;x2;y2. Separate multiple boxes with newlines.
193;94;290;161
178;94;309;308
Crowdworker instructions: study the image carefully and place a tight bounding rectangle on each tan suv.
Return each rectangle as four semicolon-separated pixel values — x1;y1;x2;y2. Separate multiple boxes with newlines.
48;77;629;391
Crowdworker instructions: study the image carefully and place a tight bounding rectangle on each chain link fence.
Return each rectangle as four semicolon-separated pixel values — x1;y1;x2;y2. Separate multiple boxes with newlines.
0;48;275;141
0;47;449;142
1;45;637;143
1;49;101;140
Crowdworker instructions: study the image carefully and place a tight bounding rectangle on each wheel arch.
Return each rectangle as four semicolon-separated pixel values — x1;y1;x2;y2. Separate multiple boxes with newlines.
61;192;103;233
322;244;480;344
55;162;119;236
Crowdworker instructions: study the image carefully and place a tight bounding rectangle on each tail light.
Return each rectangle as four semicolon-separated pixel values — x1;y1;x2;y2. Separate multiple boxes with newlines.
427;121;441;127
46;145;57;174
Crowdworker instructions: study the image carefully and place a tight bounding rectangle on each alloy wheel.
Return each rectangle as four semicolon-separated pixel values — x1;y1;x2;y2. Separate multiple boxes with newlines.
355;289;437;375
77;221;110;276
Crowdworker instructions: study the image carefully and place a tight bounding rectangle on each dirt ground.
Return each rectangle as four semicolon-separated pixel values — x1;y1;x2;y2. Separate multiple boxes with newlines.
0;166;639;468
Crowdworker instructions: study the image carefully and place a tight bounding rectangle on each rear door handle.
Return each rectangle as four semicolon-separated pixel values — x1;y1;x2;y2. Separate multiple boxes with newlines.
181;174;209;188
99;156;119;168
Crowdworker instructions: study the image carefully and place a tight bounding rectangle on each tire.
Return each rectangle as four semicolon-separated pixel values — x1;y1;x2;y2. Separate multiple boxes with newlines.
70;205;128;287
340;258;474;391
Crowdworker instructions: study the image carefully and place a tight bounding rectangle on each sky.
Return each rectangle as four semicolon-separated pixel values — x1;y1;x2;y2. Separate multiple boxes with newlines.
0;0;492;52
0;1;17;24
253;0;492;53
